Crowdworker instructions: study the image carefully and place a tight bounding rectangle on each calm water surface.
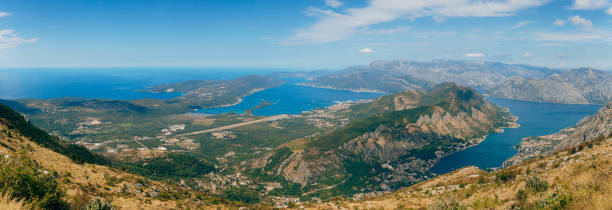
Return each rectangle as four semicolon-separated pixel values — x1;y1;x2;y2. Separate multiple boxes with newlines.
431;97;601;174
199;82;383;116
0;68;274;100
0;68;382;115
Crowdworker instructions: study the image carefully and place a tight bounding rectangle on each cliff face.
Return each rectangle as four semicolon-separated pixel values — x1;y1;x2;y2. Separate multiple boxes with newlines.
504;101;612;167
491;68;612;105
253;84;515;193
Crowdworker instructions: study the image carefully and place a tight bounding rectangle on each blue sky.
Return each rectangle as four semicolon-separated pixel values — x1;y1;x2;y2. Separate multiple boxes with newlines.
0;0;611;70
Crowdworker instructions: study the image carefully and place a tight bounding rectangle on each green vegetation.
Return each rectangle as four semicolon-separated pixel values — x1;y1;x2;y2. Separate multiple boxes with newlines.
117;153;215;180
222;186;260;204
82;198;113;210
0;155;69;209
525;176;548;193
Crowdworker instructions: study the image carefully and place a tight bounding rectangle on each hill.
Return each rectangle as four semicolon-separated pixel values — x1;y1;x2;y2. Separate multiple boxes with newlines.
490;68;612;105
0;104;232;209
249;83;517;198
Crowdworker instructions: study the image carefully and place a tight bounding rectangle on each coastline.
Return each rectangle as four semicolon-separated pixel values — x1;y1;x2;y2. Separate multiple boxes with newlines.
296;83;385;94
429;113;522;175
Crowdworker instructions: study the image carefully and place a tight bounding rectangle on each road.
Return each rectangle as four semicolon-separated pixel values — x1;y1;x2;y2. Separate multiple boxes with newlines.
176;114;290;137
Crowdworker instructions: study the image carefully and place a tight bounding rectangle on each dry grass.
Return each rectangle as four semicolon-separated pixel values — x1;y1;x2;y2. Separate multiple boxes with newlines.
0;191;29;210
0;123;229;210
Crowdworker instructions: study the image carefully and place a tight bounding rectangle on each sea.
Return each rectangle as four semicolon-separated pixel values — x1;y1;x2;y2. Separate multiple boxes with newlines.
0;68;602;171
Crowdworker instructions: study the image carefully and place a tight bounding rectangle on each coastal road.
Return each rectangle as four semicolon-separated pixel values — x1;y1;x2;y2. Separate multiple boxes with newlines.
177;114;290;137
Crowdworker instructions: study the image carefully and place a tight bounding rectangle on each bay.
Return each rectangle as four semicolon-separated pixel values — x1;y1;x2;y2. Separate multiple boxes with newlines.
430;97;601;174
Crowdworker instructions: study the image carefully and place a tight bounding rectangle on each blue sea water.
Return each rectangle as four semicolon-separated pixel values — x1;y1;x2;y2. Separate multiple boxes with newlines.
199;83;383;116
0;68;273;100
0;68;382;116
431;97;601;174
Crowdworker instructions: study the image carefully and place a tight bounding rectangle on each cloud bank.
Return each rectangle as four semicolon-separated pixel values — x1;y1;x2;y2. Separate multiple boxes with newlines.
287;0;549;44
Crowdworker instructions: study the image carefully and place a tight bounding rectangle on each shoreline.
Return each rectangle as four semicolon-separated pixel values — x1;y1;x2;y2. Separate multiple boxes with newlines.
429;114;522;175
296;83;385;94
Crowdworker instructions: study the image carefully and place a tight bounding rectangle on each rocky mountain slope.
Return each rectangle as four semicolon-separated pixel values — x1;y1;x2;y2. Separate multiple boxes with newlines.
251;83;516;197
304;60;556;93
504;100;612;167
490;68;612;104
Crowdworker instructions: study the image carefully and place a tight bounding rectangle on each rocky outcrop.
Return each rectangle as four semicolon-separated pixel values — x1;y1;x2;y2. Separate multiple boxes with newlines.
504;102;612;167
491;68;612;105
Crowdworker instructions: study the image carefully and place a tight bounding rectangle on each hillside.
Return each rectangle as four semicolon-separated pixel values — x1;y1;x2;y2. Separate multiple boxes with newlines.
313;133;612;209
504;100;612;167
490;68;612;105
304;59;555;93
0;105;231;209
250;83;516;198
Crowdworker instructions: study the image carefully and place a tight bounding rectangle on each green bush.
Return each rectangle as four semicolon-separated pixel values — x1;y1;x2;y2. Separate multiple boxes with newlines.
82;198;114;210
515;189;527;202
0;157;69;209
525;176;548;193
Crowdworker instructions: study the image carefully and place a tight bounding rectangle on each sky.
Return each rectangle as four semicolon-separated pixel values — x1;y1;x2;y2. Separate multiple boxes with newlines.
0;0;611;70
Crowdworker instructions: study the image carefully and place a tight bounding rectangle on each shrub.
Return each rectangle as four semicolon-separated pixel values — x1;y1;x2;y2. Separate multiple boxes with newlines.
0;157;69;209
515;189;527;203
525;176;548;193
82;198;114;210
497;170;517;183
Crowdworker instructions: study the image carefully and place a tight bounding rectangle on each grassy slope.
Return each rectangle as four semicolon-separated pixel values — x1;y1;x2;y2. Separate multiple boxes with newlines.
0;106;237;209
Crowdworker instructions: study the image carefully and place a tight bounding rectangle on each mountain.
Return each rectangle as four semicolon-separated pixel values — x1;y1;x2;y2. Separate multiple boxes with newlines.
490;68;612;105
504;101;612;167
250;83;516;197
304;59;556;93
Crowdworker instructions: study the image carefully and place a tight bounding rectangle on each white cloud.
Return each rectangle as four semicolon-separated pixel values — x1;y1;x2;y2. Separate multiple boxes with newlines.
568;15;593;27
571;0;610;10
325;0;343;8
0;12;10;18
464;53;485;58
0;29;38;50
539;43;564;46
554;19;565;26
360;26;411;35
510;21;537;29
358;48;375;53
607;6;612;14
287;0;550;44
520;52;532;58
534;32;608;42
